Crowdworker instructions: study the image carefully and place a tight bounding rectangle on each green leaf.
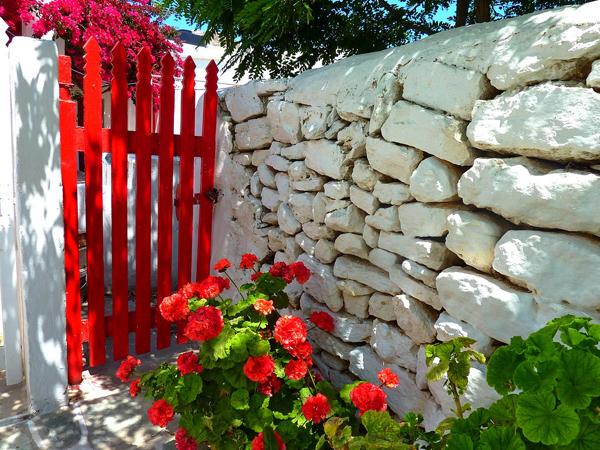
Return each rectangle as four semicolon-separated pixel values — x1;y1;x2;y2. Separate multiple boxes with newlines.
249;339;270;357
316;434;327;450
362;411;401;436
179;373;203;403
489;395;519;424
487;346;523;395
276;420;299;442
479;427;526;450
263;425;279;450
246;407;274;433
446;434;474;450
231;389;250;410
223;363;253;389
425;359;450;383
557;349;600;409
179;413;207;440
516;391;580;446
240;283;254;292
340;381;365;404
271;291;289;309
324;417;344;437
513;359;558;395
524;331;556;363
333;426;352;448
559;417;600;450
448;353;472;391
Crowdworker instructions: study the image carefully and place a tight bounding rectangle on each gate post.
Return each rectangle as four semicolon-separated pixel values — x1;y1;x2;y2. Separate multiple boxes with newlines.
9;37;68;414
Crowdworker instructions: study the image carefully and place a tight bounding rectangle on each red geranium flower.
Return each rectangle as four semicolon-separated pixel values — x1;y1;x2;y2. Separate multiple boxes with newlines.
148;399;174;427
181;282;203;300
177;351;203;376
243;354;275;384
213;258;231;272
301;393;331;423
175;428;197;450
198;276;224;299
310;311;334;332
184;306;224;342
288;340;312;362
254;298;275;316
378;368;399;388
291;261;311;284
311;371;323;383
350;382;387;417
257;373;281;397
159;293;190;322
240;253;259;269
285;359;308;380
116;355;141;382
130;378;141;397
251;272;263;282
274;315;307;349
251;430;286;450
269;262;294;284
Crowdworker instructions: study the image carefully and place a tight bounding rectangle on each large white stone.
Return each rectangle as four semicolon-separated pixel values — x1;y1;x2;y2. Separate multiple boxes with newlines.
352;158;384;192
398;203;467;238
295;232;316;257
350;186;380;215
324;181;351;199
277;203;302;235
291;177;326;192
587;60;600;89
275;172;292;203
254;79;289;96
325;205;366;234
268;228;289;252
250;172;263;197
337;279;375;296
266;154;292;172
401;260;438;289
390;266;442;310
261;187;281;211
337;85;375;121
303;222;336;240
378;232;459;271
402;60;496;120
304;140;353;180
382;101;480;166
409;157;463;203
252;149;271;167
371;320;419;372
314;239;339;264
224;83;266;123
258;162;277;189
422;398;448;432
300;105;333;140
288;160;317;182
321;351;350;372
235;117;273;150
372;181;413;206
298;254;344;312
393;294;438;345
458;157;600;237
368;248;402;272
365;206;402;233
334;233;370;260
334;256;401;294
446;210;512;273
308;328;356;361
366;137;424;184
343;291;370;319
434;312;495;358
416;347;428;390
338;121;368;159
280;141;307;160
289;192;315;224
468;83;600;162
363;224;380;248
349;347;430;417
370;72;403;135
266;100;302;144
494;230;600;311
369;293;396;321
330;370;357;391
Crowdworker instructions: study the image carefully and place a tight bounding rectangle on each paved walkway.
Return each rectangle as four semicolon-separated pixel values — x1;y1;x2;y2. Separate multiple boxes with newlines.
0;338;195;450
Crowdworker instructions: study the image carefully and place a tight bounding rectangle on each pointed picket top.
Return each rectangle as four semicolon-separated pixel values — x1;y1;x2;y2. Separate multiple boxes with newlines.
111;42;127;80
183;56;196;82
160;52;175;83
205;60;218;91
137;47;152;84
0;18;9;48
83;36;101;69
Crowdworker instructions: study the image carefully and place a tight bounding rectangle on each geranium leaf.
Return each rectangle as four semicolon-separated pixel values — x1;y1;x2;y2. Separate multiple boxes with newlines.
223;363;253;390
340;381;365;404
361;411;401;436
263;425;279;450
231;389;250;410
489;395;518;424
249;339;270;357
513;359;558;395
479;426;526;450
240;283;254;292
276;419;299;441
245;407;274;432
487;346;523;395
524;331;556;363
516;392;580;446
179;373;203;403
557;349;600;409
425;359;449;383
446;433;474;450
559;417;600;450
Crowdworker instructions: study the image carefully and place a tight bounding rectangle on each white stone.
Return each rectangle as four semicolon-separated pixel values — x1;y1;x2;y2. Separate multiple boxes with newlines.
365;206;402;232
321;351;350;371
258;163;277;188
371;321;419;371
382;101;480;166
235;117;273;150
398;203;467;238
423;398;448;432
369;293;396;321
324;181;351;199
337;279;375;296
330;370;357;391
251;149;271;166
337;83;376;121
370;72;402;135
349;347;430;417
308;327;356;361
224;83;266;123
393;294;438;345
274;251;292;265
334;256;401;294
295;232;316;257
402;60;495;120
266;100;302;144
334;233;370;260
350;186;380;215
289;192;315;224
468;83;600;162
314;239;340;264
343;292;371;319
261;187;281;211
326;199;352;213
304;140;353;180
379;232;458;271
366;137;424;184
250;172;263;197
285;279;304;309
458;157;600;237
303;222;336;240
233;152;252;165
255;79;289;96
265;154;292;172
410;157;463;203
285;239;303;262
401;260;438;289
263;212;278;225
363;224;380;248
368;248;402;272
325;205;366;234
494;230;600;311
268;228;289;252
275;172;292;203
390;266;442;310
311;353;331;381
352;158;384;192
372;181;413;206
300;106;333;140
277;203;302;235
291;177;326;192
298;255;344;312
338;121;368;158
324;120;349;140
434;312;495;358
281;141;307;160
312;192;328;224
446;210;512;273
587;60;600;89
269;141;289;155
288;160;316;181
416;347;428;390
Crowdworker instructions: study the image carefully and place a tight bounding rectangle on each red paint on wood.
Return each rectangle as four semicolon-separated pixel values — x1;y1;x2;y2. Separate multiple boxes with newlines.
59;55;83;384
196;61;219;283
156;53;175;350
83;37;106;367
110;43;129;361
135;47;153;355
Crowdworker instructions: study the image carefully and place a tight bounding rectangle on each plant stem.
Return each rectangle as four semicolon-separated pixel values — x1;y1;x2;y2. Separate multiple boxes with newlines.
449;381;464;419
225;271;244;300
308;368;319;391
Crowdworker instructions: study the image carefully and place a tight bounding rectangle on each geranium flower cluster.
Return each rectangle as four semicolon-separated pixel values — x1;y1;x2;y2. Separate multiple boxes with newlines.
252;430;286;450
116;355;140;382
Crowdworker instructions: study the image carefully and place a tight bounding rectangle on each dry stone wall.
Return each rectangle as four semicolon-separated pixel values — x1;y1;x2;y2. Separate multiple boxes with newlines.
211;2;600;429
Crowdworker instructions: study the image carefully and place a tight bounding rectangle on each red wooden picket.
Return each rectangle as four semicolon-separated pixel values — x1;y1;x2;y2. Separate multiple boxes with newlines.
135;47;153;355
59;55;83;384
196;61;219;282
110;43;129;361
83;37;106;367
176;57;196;343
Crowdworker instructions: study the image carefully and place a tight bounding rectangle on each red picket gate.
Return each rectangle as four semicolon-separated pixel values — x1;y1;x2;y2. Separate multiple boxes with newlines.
59;37;219;384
